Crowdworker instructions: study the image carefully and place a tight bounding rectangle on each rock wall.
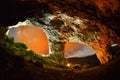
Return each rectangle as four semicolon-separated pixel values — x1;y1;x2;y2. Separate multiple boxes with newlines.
48;13;120;64
26;13;120;64
84;20;120;64
2;0;120;64
93;0;120;16
37;0;120;64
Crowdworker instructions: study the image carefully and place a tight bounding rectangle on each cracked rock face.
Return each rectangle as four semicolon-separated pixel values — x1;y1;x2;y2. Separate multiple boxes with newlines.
7;13;120;64
43;13;120;64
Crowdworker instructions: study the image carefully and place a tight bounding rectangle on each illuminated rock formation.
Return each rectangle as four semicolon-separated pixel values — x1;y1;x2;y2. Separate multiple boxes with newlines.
7;12;120;64
4;0;120;64
43;13;120;64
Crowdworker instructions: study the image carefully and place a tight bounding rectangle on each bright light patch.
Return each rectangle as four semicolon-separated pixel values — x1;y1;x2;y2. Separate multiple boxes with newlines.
6;23;49;55
111;43;118;47
64;42;95;58
26;48;31;51
67;63;71;67
73;18;81;24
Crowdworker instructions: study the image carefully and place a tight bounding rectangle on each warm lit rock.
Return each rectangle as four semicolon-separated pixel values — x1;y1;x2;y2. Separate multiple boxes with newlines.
7;12;120;64
93;0;120;16
38;13;120;64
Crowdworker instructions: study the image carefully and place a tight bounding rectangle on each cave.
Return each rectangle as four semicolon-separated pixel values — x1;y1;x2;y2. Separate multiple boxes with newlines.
6;22;96;58
0;0;120;80
5;15;106;64
6;12;120;64
6;23;100;69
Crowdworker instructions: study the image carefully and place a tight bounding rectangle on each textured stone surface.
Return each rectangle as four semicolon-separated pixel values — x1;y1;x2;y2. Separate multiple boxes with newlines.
42;13;120;64
9;12;120;64
1;0;120;64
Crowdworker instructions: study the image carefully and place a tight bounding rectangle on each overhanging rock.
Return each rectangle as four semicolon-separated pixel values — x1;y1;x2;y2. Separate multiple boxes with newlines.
8;13;120;64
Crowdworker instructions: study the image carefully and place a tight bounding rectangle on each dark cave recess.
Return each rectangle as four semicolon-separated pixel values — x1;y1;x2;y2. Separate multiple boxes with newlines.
0;0;49;26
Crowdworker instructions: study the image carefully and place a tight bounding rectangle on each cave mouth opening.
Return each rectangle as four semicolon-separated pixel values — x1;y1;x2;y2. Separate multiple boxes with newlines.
64;42;96;58
6;24;100;67
6;24;49;55
64;42;100;68
6;24;98;57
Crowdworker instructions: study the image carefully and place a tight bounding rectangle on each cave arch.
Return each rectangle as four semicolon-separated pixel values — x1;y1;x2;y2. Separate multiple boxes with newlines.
6;17;120;64
40;18;119;64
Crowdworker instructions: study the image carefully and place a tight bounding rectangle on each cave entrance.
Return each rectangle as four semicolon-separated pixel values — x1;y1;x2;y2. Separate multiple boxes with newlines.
6;25;49;55
64;42;100;67
6;25;98;59
5;18;113;65
64;42;96;58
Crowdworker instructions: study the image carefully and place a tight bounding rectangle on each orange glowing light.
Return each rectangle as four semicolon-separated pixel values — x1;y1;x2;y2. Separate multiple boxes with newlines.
67;63;71;67
15;25;49;55
8;25;82;56
64;42;83;53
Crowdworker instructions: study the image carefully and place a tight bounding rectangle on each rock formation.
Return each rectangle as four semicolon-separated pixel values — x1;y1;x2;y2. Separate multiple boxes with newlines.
1;0;120;64
38;13;120;64
31;0;120;64
9;12;120;64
